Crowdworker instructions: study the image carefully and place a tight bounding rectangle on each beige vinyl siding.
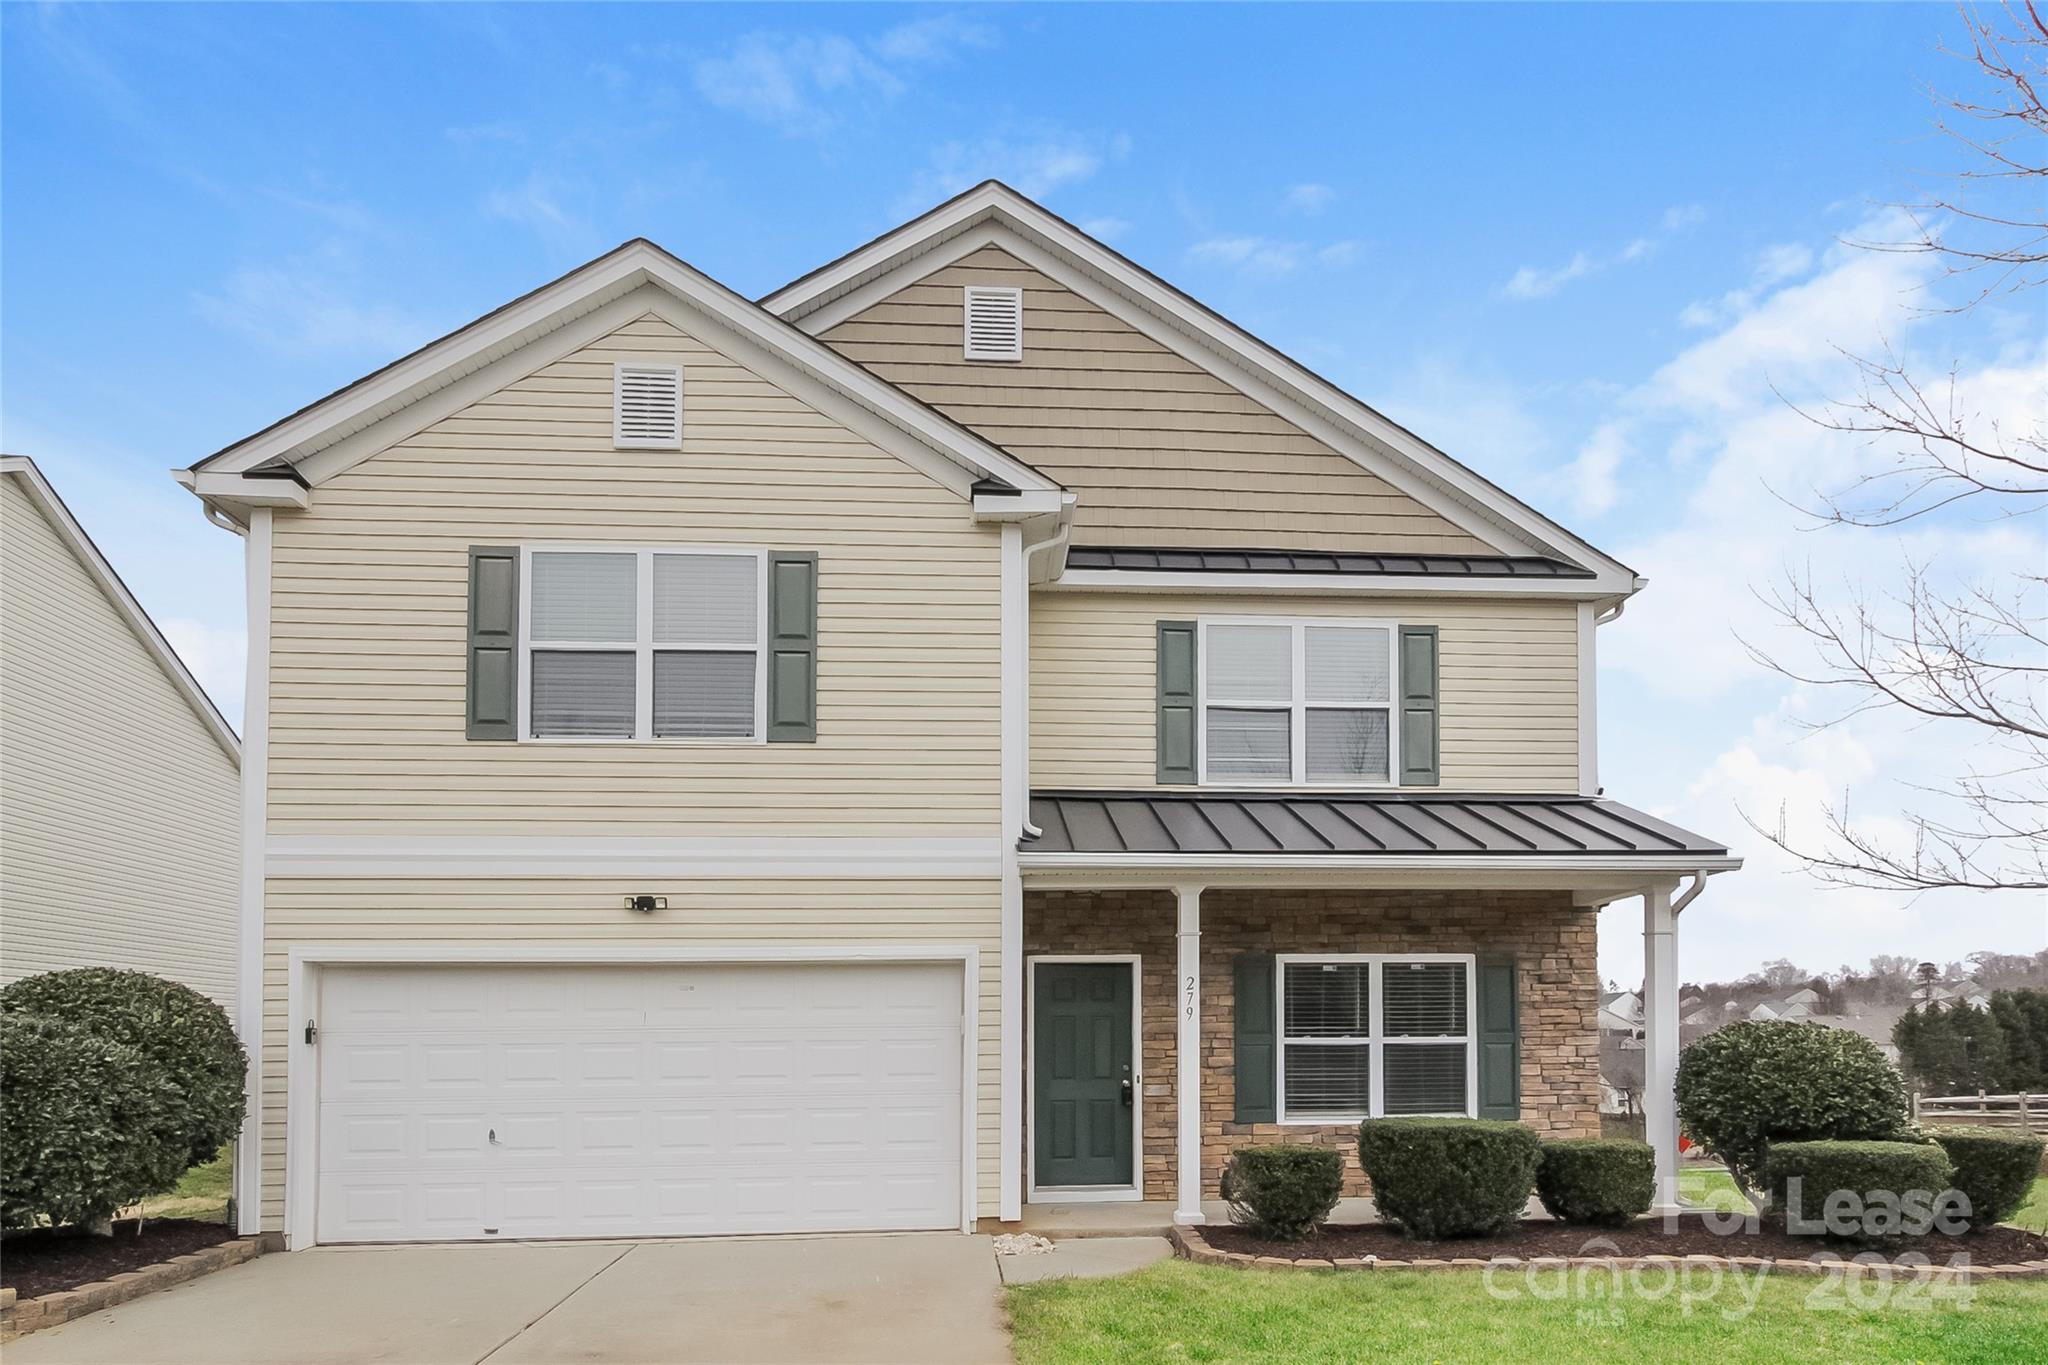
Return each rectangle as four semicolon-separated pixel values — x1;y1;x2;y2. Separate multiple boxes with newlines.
255;878;1003;1228
820;246;1499;555
0;477;239;1008
1031;591;1580;792
266;311;1002;838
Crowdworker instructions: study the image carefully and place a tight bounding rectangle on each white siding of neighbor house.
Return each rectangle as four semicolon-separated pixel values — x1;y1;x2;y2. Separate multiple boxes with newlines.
0;475;240;1008
1031;590;1581;792
256;311;1008;1229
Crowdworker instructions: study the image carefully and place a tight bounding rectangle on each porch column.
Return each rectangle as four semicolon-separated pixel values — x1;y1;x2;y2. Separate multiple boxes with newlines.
1174;883;1204;1224
1642;882;1680;1213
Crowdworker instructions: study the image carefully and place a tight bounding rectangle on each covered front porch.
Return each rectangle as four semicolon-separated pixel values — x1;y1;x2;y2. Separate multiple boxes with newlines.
1012;791;1738;1225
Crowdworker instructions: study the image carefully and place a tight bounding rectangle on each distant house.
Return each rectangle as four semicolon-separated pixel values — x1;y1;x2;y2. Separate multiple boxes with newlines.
1749;1001;1782;1021
1599;990;1643;1036
0;457;240;1011
1784;986;1822;1005
1802;1004;1907;1066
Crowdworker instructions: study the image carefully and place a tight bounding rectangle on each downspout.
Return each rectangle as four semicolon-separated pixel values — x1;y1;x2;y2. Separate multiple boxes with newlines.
1016;495;1076;840
1671;871;1707;915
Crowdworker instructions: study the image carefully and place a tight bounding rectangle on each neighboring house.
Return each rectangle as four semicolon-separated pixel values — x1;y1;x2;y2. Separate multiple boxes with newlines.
178;182;1738;1249
1804;1005;1907;1066
1783;986;1822;1006
1;456;241;1009
1598;990;1643;1036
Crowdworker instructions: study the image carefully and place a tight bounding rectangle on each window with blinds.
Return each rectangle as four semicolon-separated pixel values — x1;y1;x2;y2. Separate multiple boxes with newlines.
1202;620;1398;785
523;548;764;740
1278;956;1474;1121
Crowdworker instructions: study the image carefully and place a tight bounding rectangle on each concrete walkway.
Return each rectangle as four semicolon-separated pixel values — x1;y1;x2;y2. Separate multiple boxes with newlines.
995;1236;1173;1285
8;1234;1013;1365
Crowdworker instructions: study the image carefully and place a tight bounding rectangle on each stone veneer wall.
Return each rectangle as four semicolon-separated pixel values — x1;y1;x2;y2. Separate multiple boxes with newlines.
1024;888;1600;1202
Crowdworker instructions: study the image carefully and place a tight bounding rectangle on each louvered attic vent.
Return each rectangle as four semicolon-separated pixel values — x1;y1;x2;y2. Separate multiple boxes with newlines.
613;364;682;449
962;286;1023;362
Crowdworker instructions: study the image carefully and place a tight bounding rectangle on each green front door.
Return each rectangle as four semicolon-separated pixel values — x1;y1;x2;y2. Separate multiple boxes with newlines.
1033;962;1135;1189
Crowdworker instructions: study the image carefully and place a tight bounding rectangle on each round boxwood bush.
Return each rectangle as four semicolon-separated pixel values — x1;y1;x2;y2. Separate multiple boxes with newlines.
1926;1127;2044;1231
1761;1140;1956;1245
1674;1021;1909;1200
1356;1118;1541;1239
1219;1145;1344;1241
1;969;246;1168
1;1014;186;1229
1535;1138;1654;1226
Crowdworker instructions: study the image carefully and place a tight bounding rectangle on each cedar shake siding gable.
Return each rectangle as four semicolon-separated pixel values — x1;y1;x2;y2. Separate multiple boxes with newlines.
818;246;1500;555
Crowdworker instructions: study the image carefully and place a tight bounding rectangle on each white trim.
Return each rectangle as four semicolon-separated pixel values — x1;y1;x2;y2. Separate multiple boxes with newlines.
1;457;241;762
1197;616;1400;788
1173;884;1203;1225
763;191;1638;593
1274;953;1477;1125
611;361;683;449
518;544;768;744
1024;955;1143;1204
187;244;1055;493
283;941;981;1249
1577;601;1599;796
263;835;1006;880
1045;569;1628;600
233;506;271;1235
999;523;1027;1221
1643;884;1682;1213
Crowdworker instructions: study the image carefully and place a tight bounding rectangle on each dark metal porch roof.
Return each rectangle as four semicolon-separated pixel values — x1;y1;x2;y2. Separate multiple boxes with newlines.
1064;546;1595;579
1024;791;1728;858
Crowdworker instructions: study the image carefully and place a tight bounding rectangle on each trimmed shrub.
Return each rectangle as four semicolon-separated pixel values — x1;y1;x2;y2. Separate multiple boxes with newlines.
1674;1021;1909;1200
1535;1138;1655;1226
1;969;246;1168
1356;1118;1541;1239
1927;1127;2044;1231
1219;1145;1345;1241
0;1014;186;1229
1761;1140;1956;1246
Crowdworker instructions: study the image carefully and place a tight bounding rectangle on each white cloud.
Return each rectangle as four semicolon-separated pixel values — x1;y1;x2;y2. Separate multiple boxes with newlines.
1281;182;1335;215
895;128;1129;215
692;15;995;136
1678;241;1819;328
194;259;429;356
1502;204;1704;301
160;617;247;723
1079;216;1133;242
1566;421;1630;516
1184;234;1363;276
482;172;602;256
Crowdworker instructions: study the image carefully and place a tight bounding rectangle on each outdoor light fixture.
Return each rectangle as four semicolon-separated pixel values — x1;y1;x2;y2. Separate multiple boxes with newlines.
625;894;667;914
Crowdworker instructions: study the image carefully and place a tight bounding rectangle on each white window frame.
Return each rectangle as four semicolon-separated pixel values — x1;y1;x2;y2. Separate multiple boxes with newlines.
1274;953;1476;1124
1197;616;1401;787
517;544;769;745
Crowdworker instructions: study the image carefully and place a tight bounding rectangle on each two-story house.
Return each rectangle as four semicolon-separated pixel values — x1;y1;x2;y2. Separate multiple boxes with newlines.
180;183;1736;1249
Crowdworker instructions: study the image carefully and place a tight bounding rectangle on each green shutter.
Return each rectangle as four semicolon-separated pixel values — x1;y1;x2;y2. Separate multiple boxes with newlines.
1157;620;1198;784
466;546;519;741
766;551;818;743
1398;625;1440;786
1476;952;1520;1120
1233;954;1277;1123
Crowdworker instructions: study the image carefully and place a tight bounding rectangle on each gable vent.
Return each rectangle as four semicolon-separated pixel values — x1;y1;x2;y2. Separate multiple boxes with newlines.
962;286;1023;362
613;364;682;449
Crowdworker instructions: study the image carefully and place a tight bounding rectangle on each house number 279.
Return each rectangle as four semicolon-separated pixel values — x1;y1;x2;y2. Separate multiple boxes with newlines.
1184;975;1196;1020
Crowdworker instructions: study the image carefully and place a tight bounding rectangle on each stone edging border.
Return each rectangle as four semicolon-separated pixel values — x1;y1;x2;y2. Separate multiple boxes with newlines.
1171;1225;2048;1281
1;1234;273;1341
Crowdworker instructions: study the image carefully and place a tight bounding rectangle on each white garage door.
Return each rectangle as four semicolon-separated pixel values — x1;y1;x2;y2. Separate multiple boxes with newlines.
314;962;963;1243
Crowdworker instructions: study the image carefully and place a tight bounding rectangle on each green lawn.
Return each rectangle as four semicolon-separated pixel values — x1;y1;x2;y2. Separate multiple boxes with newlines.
138;1151;232;1223
1008;1259;2048;1365
1678;1166;1753;1214
2012;1177;2048;1234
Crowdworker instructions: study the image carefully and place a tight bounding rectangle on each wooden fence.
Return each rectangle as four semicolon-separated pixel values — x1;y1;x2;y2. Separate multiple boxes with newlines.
1913;1092;2048;1132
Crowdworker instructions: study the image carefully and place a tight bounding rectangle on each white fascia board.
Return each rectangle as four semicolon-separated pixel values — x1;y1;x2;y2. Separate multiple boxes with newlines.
179;470;312;509
1;457;242;762
1044;569;1621;599
767;186;1639;595
972;488;1067;520
191;240;1055;497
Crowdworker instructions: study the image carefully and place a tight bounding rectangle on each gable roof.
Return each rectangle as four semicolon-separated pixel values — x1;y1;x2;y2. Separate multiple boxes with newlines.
2;456;240;763
181;238;1060;516
764;181;1641;597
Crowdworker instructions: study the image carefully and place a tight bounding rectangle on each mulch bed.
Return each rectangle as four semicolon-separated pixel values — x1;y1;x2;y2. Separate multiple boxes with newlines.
1;1218;238;1300
1203;1212;2048;1267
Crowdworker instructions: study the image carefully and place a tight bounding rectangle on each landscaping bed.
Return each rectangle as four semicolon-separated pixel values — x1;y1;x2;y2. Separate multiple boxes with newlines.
1;1217;239;1299
1200;1212;2048;1269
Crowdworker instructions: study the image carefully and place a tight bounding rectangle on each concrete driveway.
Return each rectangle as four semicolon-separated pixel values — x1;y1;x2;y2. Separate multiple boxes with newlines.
7;1234;1012;1365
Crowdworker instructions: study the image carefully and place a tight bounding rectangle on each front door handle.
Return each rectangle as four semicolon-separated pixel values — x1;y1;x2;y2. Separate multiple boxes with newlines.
1120;1078;1133;1108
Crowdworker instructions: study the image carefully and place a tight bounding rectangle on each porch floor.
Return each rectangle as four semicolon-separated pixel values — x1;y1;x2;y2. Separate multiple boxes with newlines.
1019;1197;1381;1238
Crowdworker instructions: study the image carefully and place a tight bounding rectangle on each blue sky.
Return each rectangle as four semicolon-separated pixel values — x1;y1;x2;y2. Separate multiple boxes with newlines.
5;2;2041;984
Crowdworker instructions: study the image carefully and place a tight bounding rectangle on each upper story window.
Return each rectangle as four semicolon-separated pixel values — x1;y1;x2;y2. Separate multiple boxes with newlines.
1199;619;1396;785
1278;955;1474;1122
521;547;764;742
